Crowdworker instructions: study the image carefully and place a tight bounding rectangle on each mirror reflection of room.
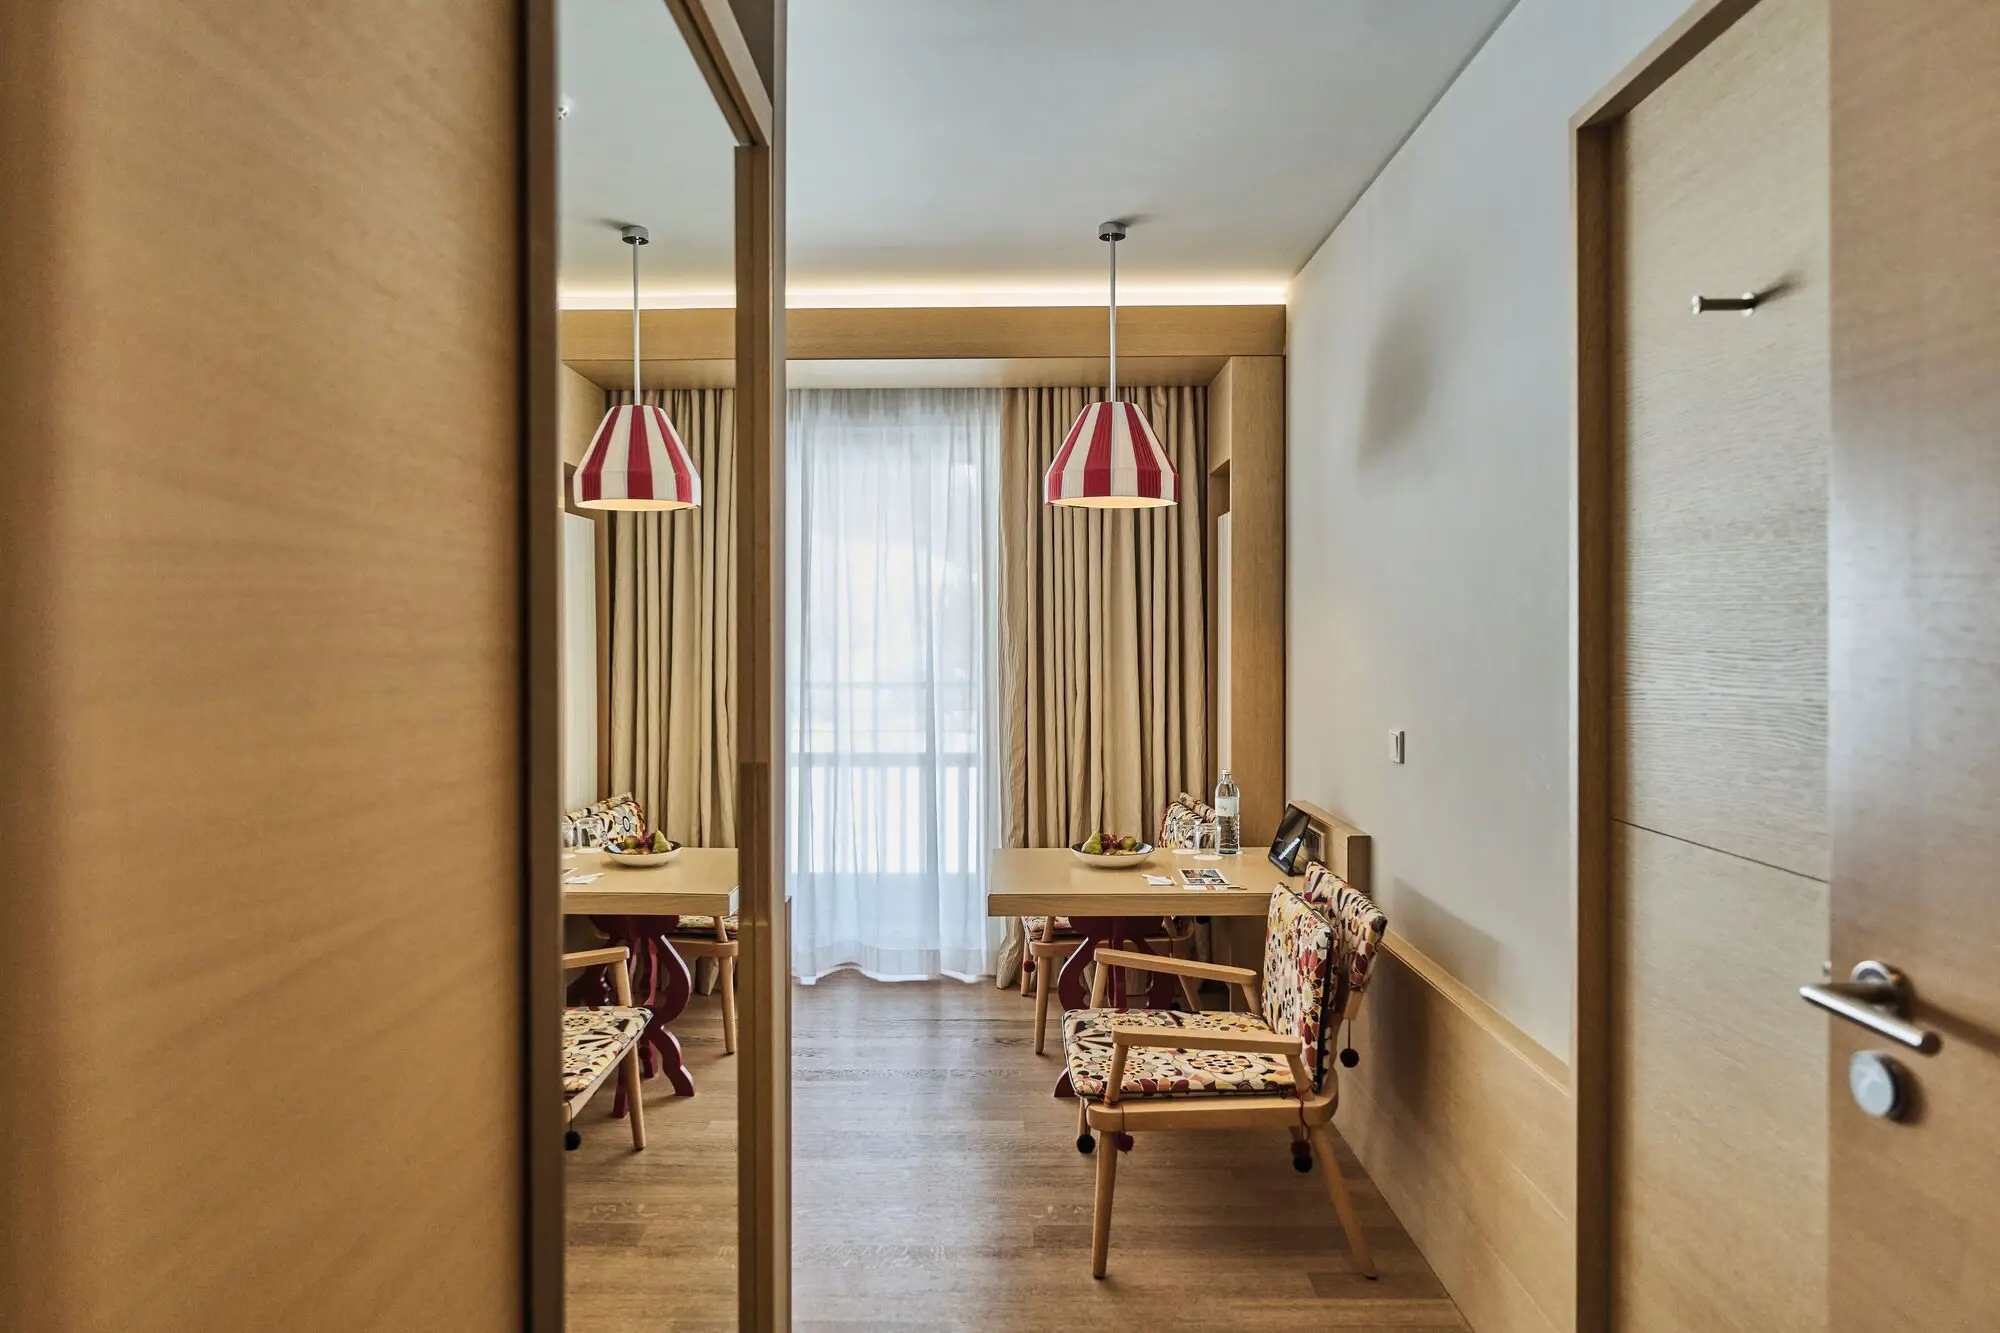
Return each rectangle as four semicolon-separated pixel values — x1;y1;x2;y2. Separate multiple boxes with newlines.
553;0;739;1325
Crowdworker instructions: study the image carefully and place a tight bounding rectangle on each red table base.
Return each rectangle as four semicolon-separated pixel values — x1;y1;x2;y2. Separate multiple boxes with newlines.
1052;916;1178;1100
567;915;697;1109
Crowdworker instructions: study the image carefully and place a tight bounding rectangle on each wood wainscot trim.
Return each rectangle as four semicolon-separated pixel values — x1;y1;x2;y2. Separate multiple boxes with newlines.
1337;933;1575;1333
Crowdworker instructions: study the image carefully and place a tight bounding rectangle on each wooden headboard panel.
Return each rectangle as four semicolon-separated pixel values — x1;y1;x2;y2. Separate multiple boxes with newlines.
1289;800;1372;892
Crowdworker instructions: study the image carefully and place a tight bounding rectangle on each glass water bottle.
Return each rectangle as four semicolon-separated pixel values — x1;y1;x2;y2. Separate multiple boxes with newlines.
1214;770;1241;855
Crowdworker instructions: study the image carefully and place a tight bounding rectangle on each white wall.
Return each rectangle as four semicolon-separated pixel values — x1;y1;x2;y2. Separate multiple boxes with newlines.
561;513;599;811
1286;0;1692;1055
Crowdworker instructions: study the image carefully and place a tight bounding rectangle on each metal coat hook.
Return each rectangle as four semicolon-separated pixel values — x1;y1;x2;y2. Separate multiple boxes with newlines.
1692;291;1759;316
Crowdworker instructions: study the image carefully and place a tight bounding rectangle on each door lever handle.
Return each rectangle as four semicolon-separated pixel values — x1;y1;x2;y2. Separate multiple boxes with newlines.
1800;961;1941;1054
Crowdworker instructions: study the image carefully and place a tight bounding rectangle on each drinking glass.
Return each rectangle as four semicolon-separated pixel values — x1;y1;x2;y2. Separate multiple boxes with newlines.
1192;819;1221;861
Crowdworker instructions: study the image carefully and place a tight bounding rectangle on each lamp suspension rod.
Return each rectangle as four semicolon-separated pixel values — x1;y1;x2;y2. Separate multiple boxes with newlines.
1099;220;1126;405
623;224;650;403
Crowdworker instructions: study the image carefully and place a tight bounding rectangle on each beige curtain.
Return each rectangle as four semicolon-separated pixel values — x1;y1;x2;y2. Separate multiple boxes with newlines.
999;384;1209;847
605;387;737;848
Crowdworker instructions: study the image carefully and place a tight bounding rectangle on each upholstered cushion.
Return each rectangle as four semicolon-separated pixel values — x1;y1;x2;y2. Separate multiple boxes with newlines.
1063;1008;1298;1100
1022;914;1078;937
667;914;739;938
1260;886;1337;1091
561;1005;650;1097
1298;862;1388;999
561;793;647;849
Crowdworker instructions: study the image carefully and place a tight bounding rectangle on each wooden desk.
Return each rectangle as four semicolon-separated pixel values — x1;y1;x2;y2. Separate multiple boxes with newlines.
562;847;738;1098
988;848;1306;1012
561;846;739;918
987;847;1290;918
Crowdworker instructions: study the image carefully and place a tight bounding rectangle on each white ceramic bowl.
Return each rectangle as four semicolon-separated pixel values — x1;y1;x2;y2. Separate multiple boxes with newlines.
604;845;681;868
1070;841;1154;869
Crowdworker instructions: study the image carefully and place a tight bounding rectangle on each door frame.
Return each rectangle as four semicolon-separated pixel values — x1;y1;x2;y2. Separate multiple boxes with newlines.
1569;1;1770;1327
526;1;786;1328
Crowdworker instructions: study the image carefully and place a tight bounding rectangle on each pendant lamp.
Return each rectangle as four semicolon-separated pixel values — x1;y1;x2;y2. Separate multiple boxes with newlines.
574;224;702;510
1042;221;1178;509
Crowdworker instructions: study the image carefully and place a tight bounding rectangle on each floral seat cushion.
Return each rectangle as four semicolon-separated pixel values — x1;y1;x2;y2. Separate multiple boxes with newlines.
1022;914;1078;937
561;1005;650;1097
1063;1008;1298;1100
666;914;739;938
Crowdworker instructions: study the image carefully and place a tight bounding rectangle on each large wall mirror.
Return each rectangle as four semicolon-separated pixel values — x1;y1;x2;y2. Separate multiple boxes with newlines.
549;0;776;1326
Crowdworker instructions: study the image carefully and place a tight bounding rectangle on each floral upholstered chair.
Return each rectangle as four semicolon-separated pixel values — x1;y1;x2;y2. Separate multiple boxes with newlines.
1058;872;1388;1279
561;946;650;1151
560;792;646;849
1155;791;1215;852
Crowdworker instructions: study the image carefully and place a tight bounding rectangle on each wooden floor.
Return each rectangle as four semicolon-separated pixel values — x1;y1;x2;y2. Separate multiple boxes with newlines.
567;974;1466;1332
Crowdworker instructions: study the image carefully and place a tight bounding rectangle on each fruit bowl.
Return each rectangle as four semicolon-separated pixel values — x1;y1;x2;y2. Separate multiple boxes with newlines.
1070;839;1154;869
604;837;681;867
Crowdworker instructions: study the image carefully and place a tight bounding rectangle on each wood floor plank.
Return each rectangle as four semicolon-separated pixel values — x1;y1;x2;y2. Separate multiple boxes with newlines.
567;973;1465;1331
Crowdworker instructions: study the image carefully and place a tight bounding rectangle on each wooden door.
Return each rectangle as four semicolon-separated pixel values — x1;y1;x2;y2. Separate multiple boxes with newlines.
0;2;553;1327
1605;0;1830;1327
1825;2;2000;1327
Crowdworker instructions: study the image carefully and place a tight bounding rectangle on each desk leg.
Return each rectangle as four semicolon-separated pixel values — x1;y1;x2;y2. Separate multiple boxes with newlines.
581;915;696;1105
1055;917;1176;1012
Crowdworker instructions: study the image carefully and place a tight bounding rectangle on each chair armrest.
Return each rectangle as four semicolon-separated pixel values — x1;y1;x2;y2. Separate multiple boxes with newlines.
1107;1024;1302;1056
563;947;630;970
1091;948;1256;986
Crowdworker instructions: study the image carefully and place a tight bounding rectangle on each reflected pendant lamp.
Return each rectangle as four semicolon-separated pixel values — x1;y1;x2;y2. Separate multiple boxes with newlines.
1042;221;1178;509
574;224;702;510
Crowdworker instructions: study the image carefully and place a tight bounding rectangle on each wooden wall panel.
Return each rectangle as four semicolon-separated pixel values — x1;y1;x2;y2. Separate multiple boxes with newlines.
1613;0;1830;882
1207;357;1287;847
1337;936;1576;1333
558;303;1284;368
560;362;607;467
0;2;531;1329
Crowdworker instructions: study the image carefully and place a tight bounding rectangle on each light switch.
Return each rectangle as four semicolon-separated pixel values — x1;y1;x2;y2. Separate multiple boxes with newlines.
1389;730;1405;764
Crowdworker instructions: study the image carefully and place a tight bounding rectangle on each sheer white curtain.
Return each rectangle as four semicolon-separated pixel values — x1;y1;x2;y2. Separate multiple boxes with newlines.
786;388;1002;982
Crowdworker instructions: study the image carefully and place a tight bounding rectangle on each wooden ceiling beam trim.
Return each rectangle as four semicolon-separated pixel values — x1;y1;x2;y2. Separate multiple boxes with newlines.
558;304;1285;368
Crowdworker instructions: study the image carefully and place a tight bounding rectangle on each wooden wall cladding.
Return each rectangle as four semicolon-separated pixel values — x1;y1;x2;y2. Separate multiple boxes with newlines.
559;302;1286;371
0;1;531;1327
1336;937;1576;1333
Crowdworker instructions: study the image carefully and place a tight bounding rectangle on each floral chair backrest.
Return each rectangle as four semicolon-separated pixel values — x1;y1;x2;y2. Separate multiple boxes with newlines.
1259;885;1338;1092
1297;861;1389;1005
561;793;646;849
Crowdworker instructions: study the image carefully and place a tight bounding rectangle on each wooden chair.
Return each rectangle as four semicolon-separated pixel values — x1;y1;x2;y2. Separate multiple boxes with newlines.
562;946;649;1151
1060;866;1387;1279
663;914;738;1054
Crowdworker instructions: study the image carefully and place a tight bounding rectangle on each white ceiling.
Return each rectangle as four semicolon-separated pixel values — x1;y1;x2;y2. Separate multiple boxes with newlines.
560;0;1514;307
558;0;738;306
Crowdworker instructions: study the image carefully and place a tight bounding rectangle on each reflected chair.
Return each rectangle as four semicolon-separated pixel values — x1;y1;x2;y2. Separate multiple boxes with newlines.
662;913;738;1054
1059;867;1387;1279
562;946;650;1151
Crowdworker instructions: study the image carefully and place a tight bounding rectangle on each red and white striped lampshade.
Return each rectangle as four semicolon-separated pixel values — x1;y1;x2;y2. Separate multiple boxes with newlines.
1043;399;1178;508
573;403;701;510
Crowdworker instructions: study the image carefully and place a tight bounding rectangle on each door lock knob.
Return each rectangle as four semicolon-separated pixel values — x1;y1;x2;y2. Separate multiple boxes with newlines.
1849;1050;1910;1121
